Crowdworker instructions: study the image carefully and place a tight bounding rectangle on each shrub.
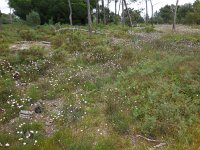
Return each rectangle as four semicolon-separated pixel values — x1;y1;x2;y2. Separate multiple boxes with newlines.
26;11;41;26
19;29;37;41
144;26;155;33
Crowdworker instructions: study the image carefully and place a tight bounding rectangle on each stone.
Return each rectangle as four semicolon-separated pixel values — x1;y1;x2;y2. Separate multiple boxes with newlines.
34;101;44;114
13;71;20;80
19;110;34;119
45;119;53;126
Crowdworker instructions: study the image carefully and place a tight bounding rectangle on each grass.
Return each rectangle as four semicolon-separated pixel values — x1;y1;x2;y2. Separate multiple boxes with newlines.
0;23;200;149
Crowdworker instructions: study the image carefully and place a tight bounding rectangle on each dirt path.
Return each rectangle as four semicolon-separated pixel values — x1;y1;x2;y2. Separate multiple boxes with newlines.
155;24;200;34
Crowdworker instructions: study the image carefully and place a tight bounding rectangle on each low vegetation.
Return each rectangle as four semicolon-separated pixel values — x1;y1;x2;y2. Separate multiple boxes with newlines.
0;22;200;150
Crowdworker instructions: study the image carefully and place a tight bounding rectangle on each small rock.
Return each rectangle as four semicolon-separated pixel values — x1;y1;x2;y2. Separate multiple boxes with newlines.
45;119;53;126
19;110;34;119
13;71;20;80
34;101;44;114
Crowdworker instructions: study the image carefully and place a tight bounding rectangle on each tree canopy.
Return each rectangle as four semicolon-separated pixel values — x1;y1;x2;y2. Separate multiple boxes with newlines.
9;0;96;24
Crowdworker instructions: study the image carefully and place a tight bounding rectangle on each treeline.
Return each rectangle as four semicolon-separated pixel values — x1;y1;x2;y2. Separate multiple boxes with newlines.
2;0;200;26
153;0;200;25
7;0;144;26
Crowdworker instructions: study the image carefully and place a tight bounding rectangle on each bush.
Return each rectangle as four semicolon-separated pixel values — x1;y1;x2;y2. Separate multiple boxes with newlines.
19;29;37;41
26;11;41;26
144;26;155;33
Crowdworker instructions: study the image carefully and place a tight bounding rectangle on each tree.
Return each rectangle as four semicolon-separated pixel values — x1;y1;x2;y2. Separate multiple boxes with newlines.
9;0;96;24
86;0;92;34
68;0;73;25
149;0;153;18
145;0;148;23
121;0;125;26
124;8;144;25
177;3;193;24
172;0;179;31
123;0;133;27
115;0;118;15
185;0;200;24
102;0;106;24
0;10;2;28
96;0;99;24
26;11;41;26
158;5;174;24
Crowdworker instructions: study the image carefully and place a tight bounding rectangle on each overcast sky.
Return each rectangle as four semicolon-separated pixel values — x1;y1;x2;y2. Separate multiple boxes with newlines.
0;0;196;16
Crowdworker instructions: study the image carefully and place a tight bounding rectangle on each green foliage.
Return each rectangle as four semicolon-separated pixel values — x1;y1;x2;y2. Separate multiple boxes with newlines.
41;129;93;150
26;11;41;26
26;85;41;101
19;29;37;40
124;8;144;26
144;26;155;33
155;0;200;24
9;0;96;24
0;22;200;149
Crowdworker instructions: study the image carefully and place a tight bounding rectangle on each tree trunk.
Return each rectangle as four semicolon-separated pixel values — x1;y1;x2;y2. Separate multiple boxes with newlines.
102;0;106;24
9;8;12;24
149;0;153;26
172;0;179;31
118;0;121;16
68;0;73;25
96;0;99;24
123;0;133;27
115;0;117;15
145;0;148;24
149;0;153;18
86;0;92;34
121;0;125;26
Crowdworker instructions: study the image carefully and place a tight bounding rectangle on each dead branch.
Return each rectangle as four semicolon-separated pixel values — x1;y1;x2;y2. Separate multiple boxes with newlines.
154;143;166;148
55;27;104;35
136;135;164;142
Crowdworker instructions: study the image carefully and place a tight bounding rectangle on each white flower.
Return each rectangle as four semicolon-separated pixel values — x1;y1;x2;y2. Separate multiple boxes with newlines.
5;143;10;147
30;130;34;133
23;142;26;145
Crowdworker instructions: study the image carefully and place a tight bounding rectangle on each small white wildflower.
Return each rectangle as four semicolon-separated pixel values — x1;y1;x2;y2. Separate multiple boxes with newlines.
30;130;34;134
5;143;10;147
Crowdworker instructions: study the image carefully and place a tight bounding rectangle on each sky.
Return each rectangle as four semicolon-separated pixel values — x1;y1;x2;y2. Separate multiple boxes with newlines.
0;0;196;16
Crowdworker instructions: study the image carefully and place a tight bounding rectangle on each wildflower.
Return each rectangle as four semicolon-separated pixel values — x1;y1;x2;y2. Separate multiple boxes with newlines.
5;143;10;147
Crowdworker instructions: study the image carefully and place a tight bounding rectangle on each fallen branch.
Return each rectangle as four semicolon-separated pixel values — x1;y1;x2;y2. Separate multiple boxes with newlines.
154;143;166;148
55;27;104;35
136;135;164;142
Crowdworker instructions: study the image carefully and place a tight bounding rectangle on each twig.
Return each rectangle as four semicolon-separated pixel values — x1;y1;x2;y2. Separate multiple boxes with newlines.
154;143;166;148
136;135;164;142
